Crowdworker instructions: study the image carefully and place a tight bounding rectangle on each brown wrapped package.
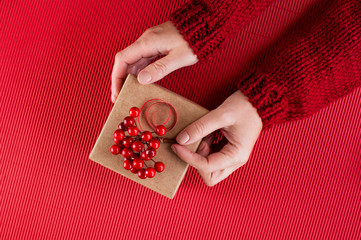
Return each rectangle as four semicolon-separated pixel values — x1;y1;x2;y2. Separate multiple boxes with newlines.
89;74;209;199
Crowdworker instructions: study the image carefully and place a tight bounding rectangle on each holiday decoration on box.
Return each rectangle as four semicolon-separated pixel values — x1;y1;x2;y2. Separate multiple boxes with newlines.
89;74;209;199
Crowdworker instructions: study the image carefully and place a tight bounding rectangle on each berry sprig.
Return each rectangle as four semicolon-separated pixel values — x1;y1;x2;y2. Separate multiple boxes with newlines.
110;106;167;179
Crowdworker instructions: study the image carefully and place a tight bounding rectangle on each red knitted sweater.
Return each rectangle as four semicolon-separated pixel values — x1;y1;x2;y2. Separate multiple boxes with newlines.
170;0;361;128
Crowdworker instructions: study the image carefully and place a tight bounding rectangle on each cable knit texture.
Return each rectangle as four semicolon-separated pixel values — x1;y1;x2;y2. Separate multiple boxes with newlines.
169;0;273;60
171;0;361;128
238;0;361;128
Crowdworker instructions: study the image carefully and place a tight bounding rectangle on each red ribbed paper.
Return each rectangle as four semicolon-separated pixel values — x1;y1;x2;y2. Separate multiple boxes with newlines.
1;0;360;238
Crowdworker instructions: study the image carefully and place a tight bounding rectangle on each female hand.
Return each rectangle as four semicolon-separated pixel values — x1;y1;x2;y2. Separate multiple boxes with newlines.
111;21;198;103
171;90;263;187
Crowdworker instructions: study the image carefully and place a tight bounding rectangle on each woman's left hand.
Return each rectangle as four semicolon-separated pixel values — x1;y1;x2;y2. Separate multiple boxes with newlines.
171;90;263;187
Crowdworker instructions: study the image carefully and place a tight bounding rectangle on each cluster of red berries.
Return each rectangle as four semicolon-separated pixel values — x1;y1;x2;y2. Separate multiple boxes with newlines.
110;106;166;179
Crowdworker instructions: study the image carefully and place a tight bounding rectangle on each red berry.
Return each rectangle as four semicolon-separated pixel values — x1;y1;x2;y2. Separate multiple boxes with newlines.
131;153;140;160
154;162;165;172
138;169;147;179
130;167;139;174
114;129;125;141
145;147;156;158
110;144;121;155
123;159;132;170
129;107;140;117
141;151;151;161
132;159;144;169
121;148;133;158
113;137;122;144
128;126;139;136
123;116;135;127
141;131;152;141
132;141;143;152
122;137;133;148
155;125;167;136
118;122;127;131
145;167;156;178
149;139;160;149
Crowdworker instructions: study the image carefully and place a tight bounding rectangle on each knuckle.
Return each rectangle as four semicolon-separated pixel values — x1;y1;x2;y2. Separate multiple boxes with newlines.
137;38;152;51
141;28;153;38
151;61;167;76
239;146;251;161
144;26;162;35
143;26;155;34
203;165;211;175
220;111;234;125
190;120;206;139
140;30;158;44
230;152;243;165
219;147;240;166
205;179;216;187
229;154;241;165
235;151;249;165
115;51;123;61
240;157;249;165
142;28;151;36
215;107;234;125
200;170;217;187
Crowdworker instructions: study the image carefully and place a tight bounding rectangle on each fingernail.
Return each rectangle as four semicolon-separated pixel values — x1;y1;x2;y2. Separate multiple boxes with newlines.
176;132;189;145
138;71;152;84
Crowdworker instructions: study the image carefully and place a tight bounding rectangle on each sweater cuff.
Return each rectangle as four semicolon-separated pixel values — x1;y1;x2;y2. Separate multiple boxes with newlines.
170;0;273;61
237;71;288;129
169;1;213;60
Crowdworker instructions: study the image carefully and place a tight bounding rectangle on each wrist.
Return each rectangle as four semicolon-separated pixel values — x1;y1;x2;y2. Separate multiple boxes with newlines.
237;72;287;129
169;1;211;60
219;90;263;130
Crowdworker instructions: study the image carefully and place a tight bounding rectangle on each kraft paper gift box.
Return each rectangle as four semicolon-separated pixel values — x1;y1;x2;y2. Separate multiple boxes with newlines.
89;74;209;199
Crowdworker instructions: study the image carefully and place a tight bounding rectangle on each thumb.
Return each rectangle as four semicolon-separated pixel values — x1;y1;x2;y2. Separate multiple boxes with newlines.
137;48;197;84
176;108;229;145
137;53;180;84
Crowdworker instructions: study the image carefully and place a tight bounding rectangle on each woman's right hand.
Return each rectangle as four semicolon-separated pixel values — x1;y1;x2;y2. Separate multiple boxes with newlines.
111;21;198;103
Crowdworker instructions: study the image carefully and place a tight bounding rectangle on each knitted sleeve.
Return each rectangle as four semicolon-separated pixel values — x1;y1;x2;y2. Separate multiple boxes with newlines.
169;0;274;61
237;0;361;129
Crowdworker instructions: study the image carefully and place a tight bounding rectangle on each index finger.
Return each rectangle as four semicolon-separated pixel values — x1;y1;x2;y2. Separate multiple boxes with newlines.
171;142;246;173
111;40;159;101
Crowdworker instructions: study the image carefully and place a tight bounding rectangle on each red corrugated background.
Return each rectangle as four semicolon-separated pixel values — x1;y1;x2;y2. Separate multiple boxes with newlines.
1;0;360;238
